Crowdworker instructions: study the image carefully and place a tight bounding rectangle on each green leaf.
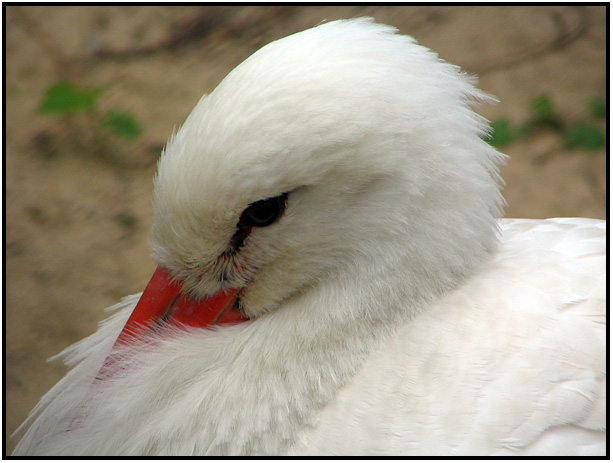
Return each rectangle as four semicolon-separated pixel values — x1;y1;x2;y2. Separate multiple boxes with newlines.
39;81;102;114
564;123;605;151
102;108;142;140
530;94;555;120
527;93;563;131
485;117;516;147
588;97;606;119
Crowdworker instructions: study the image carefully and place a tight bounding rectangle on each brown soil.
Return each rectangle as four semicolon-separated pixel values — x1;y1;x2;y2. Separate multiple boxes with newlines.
5;5;606;454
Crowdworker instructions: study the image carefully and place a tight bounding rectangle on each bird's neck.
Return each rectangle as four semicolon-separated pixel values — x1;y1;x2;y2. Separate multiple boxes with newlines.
205;252;444;454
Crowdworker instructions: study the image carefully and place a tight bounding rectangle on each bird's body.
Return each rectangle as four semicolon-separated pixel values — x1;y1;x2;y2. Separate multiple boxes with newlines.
15;19;605;456
291;218;605;456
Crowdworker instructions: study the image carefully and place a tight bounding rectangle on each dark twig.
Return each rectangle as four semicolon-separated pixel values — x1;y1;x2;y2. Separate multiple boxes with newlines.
69;6;294;64
471;6;588;75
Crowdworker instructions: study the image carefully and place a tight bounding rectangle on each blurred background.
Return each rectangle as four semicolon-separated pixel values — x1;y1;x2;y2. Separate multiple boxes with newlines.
5;5;606;453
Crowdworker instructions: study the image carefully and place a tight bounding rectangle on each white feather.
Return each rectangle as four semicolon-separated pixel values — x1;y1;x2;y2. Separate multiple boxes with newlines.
14;19;605;456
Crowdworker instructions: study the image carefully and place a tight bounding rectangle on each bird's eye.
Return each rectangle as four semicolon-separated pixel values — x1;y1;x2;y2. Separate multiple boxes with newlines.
239;192;288;228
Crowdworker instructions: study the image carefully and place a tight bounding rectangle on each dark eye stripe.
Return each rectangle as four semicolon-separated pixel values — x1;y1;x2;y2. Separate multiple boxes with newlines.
226;192;288;253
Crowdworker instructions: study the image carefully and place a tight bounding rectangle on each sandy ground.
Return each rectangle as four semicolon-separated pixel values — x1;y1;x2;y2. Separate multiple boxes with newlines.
5;5;606;454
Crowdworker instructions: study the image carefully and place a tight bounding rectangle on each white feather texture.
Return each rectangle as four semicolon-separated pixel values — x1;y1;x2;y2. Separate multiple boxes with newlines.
14;19;605;456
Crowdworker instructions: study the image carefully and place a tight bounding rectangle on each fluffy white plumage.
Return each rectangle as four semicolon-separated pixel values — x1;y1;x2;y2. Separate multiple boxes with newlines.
14;19;605;456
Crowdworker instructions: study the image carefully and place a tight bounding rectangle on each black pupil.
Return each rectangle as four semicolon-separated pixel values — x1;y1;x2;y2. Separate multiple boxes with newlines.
240;192;288;228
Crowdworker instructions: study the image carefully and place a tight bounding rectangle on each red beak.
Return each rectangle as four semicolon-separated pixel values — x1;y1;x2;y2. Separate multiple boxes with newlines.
114;266;247;346
98;266;248;380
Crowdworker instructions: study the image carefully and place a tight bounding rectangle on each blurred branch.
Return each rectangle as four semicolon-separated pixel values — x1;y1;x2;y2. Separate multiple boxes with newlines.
69;6;294;63
472;6;588;74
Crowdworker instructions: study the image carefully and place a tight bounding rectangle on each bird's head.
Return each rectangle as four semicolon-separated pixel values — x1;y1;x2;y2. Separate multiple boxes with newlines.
114;18;505;346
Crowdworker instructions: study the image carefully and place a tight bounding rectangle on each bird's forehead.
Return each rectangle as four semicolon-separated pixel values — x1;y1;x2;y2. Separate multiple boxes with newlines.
154;89;369;219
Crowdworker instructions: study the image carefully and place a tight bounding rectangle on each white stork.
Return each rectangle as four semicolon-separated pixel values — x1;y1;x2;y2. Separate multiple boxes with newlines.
15;18;605;456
